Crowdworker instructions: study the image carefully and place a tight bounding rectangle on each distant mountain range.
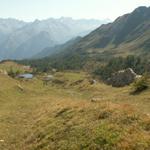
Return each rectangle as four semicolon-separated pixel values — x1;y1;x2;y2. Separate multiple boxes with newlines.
34;6;150;70
0;17;109;60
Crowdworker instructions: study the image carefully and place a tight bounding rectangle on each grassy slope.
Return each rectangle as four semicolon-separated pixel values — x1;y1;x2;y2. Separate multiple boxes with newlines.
0;71;150;150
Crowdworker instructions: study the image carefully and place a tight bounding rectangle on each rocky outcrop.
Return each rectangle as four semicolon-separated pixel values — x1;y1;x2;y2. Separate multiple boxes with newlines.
107;68;140;87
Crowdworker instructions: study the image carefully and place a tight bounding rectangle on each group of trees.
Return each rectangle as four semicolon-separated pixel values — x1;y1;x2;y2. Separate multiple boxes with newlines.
7;68;21;78
94;55;150;80
17;52;89;72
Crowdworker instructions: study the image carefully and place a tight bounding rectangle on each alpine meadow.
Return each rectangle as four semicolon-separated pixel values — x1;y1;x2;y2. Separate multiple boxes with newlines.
0;1;150;150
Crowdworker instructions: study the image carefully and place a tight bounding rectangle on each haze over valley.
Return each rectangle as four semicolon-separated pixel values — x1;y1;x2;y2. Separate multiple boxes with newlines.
0;18;109;60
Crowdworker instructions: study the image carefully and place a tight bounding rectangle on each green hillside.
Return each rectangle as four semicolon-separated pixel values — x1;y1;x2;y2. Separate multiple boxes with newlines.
0;62;150;150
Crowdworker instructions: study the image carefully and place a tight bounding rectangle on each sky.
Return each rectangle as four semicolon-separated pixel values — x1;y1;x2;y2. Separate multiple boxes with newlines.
0;0;149;21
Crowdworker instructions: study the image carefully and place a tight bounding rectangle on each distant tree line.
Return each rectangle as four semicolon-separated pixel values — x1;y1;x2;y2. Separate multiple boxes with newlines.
17;52;89;72
17;55;150;81
94;55;150;80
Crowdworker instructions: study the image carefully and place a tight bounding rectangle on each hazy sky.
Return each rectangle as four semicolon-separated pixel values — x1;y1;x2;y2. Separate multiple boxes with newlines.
0;0;149;21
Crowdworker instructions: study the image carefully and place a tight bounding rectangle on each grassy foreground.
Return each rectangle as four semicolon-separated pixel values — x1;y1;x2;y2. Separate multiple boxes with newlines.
0;70;150;150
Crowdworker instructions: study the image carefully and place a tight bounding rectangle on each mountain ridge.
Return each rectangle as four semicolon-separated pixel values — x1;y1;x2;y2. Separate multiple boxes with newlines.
0;17;109;60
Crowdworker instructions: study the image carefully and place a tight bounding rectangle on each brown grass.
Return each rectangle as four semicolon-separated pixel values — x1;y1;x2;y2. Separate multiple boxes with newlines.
0;70;150;150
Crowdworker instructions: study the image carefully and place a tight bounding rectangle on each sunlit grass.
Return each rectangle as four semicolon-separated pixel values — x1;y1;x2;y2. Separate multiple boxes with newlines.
0;67;150;149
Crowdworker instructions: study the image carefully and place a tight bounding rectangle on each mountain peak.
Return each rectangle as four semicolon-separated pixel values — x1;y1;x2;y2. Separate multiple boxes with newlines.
134;6;149;11
132;6;150;17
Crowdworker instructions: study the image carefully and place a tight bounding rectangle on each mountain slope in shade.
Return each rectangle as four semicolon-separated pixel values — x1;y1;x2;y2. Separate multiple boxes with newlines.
39;6;150;67
79;6;150;50
0;18;109;60
34;36;82;59
11;31;56;59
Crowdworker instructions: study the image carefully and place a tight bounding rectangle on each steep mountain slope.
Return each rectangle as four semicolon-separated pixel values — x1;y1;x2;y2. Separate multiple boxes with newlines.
34;36;82;58
78;6;150;52
11;31;56;59
0;18;109;60
75;6;149;53
35;6;150;70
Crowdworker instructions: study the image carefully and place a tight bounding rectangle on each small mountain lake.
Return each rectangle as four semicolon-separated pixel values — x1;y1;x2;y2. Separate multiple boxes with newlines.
18;73;33;79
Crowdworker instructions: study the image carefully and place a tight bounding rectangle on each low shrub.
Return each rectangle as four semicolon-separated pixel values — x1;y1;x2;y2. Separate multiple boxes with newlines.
132;74;149;94
8;68;21;78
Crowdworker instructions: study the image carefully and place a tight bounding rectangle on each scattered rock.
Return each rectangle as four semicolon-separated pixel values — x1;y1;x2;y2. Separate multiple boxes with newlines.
52;68;57;73
89;79;97;85
91;97;102;102
17;84;24;91
43;75;54;85
0;140;4;142
70;80;83;86
107;68;140;87
136;75;142;79
52;79;65;85
43;75;54;81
